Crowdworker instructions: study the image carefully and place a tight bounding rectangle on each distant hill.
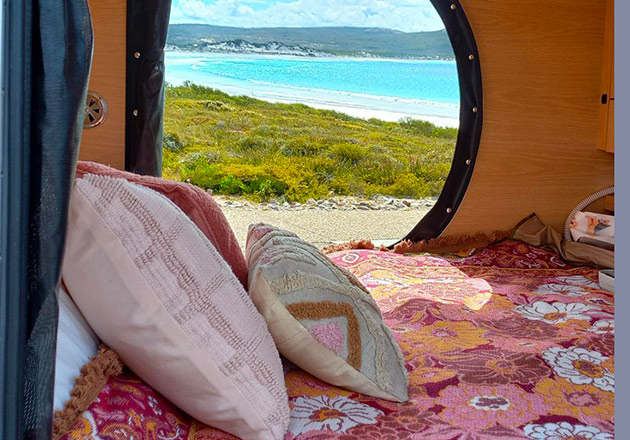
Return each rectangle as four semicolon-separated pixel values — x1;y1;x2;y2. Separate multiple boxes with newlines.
169;39;332;58
167;24;454;59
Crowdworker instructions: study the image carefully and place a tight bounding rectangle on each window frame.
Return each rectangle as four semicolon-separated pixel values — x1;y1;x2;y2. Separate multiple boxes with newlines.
402;0;483;242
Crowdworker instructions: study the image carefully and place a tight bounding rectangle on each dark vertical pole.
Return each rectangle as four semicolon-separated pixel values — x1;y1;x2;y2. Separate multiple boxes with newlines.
0;0;32;437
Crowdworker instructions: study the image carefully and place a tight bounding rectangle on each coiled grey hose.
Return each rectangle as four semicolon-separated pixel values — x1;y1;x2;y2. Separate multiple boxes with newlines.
563;187;615;240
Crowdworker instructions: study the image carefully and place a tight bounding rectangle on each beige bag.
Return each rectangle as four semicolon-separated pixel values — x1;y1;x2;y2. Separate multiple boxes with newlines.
512;213;614;269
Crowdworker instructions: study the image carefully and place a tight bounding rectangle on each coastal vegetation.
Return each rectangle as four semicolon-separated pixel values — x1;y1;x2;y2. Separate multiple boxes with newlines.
163;82;457;203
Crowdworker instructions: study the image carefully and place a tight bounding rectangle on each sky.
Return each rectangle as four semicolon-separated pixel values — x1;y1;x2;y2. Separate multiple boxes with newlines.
169;0;445;33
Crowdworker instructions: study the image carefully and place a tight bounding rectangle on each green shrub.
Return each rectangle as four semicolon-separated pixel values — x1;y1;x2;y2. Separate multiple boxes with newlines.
218;174;245;194
388;173;430;198
235;136;275;156
254;179;278;202
163;84;457;202
164;132;184;152
399;117;458;139
279;137;319;157
178;150;222;168
330;142;366;165
201;100;234;112
432;125;458;140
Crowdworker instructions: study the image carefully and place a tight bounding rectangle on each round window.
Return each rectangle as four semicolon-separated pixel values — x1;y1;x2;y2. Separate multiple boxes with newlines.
164;0;481;246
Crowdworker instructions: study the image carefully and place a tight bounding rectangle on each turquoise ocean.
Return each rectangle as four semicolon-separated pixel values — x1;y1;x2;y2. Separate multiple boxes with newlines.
165;52;460;127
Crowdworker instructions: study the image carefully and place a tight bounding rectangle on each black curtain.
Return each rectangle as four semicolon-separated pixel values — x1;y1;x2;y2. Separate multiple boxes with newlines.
21;0;93;438
125;0;172;176
1;0;172;435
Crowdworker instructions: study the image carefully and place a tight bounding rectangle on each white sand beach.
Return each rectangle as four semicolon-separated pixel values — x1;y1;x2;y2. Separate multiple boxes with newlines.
165;52;460;128
255;97;459;127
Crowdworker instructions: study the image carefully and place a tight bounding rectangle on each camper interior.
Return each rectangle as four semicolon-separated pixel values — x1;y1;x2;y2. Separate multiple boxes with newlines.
0;0;617;439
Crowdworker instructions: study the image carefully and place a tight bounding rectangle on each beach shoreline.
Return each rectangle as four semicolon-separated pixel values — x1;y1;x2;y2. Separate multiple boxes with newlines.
265;98;459;127
165;51;460;128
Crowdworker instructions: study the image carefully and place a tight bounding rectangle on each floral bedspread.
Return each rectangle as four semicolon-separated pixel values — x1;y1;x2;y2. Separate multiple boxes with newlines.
60;241;614;440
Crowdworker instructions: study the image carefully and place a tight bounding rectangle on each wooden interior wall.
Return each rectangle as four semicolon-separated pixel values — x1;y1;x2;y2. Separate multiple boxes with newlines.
444;0;614;235
82;0;614;234
79;0;126;170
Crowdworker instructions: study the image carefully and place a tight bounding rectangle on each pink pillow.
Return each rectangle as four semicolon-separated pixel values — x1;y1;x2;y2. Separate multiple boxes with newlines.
62;175;289;439
75;161;247;287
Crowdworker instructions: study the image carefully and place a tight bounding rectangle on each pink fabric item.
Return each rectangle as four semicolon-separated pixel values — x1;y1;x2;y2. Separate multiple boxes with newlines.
62;175;289;439
309;322;344;355
75;161;247;287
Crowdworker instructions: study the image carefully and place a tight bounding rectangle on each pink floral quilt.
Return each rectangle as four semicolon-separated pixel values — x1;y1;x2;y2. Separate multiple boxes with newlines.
60;240;614;440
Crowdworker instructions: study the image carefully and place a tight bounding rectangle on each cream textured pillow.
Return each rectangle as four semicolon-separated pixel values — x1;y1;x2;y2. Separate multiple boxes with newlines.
62;176;289;440
246;224;409;402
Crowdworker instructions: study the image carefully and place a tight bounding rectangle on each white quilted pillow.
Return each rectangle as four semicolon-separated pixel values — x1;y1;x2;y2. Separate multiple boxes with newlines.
53;284;99;411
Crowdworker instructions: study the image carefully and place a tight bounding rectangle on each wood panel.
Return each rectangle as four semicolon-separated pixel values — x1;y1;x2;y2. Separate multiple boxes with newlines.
598;0;614;153
79;0;126;170
605;195;615;212
444;0;614;235
606;99;614;153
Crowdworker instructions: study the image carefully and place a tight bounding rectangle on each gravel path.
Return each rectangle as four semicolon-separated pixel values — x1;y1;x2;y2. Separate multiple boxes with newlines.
217;195;435;248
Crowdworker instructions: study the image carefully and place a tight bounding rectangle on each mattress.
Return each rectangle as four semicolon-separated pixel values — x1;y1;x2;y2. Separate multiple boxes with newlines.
59;240;614;439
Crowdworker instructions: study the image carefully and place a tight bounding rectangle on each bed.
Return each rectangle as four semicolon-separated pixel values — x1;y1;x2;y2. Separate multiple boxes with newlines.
58;240;614;440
